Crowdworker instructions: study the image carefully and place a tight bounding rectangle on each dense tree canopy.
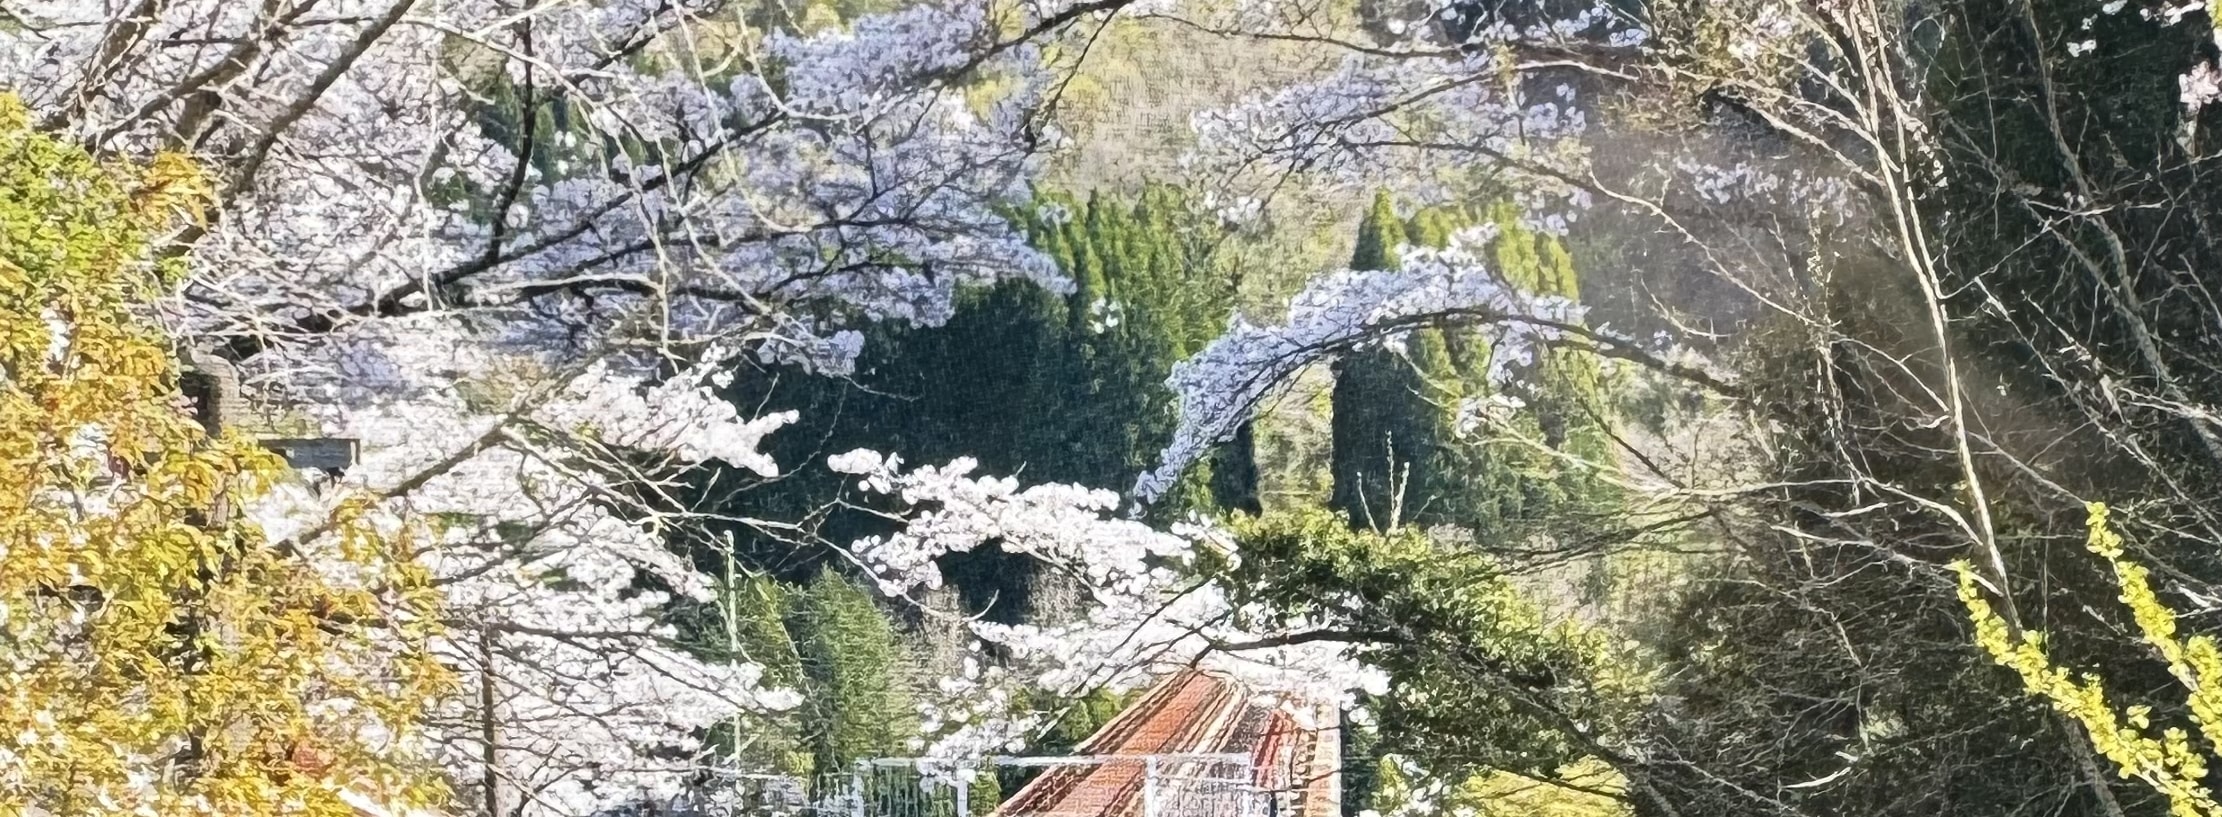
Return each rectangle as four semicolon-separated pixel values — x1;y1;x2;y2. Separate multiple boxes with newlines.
14;0;2222;815
0;95;445;815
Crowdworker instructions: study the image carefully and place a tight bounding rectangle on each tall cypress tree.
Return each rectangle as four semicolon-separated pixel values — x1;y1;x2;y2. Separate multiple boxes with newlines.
1478;204;1616;509
1327;193;1418;815
1384;201;1620;539
1351;190;1405;272
1330;191;1465;531
791;570;912;775
701;575;812;775
1328;195;1624;816
1208;421;1265;515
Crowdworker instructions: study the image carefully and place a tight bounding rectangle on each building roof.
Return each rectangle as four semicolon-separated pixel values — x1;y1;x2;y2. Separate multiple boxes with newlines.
995;671;1340;817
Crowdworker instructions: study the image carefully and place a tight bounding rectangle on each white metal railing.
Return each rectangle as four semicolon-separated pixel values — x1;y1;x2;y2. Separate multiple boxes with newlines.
621;753;1270;817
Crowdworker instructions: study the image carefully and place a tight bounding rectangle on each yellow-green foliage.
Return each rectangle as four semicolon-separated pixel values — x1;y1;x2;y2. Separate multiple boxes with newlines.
1367;755;1628;817
1459;760;1629;817
0;95;447;816
1956;503;2222;817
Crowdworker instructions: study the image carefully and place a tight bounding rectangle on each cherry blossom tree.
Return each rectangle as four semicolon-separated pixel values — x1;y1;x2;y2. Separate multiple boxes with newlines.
26;0;2222;814
825;449;1377;763
0;0;1126;813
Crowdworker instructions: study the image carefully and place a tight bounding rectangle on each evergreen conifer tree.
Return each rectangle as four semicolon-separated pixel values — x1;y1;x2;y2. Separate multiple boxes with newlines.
792;571;912;775
1330;192;1465;531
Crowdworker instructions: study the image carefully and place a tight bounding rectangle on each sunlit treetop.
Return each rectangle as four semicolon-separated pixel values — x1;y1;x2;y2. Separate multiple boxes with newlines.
0;94;448;817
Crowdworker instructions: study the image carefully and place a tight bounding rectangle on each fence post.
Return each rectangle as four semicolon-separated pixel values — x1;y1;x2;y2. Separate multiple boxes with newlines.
853;762;870;817
1144;756;1159;817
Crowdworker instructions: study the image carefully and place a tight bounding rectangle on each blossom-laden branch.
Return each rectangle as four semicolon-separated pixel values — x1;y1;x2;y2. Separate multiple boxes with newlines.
1140;224;1728;503
2;0;1111;811
828;451;1380;759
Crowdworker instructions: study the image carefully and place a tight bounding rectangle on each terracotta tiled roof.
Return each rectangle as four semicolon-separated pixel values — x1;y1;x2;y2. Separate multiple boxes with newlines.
996;672;1340;817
